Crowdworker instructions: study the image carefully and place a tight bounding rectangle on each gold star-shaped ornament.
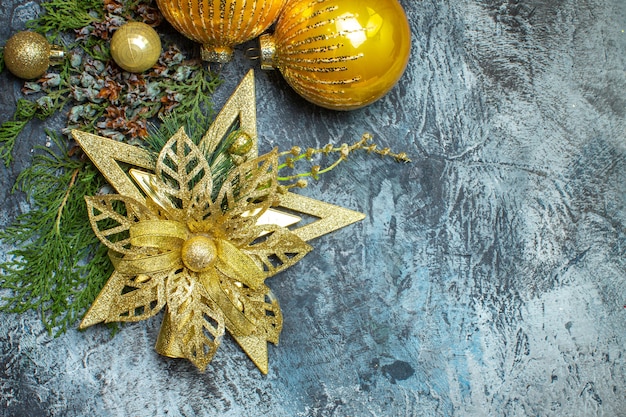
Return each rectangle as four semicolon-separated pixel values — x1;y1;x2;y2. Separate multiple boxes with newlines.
73;70;365;374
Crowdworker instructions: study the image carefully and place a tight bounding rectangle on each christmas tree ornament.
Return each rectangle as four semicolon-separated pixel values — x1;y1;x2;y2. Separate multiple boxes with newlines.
227;130;255;156
259;0;411;110
110;22;162;73
155;0;286;63
3;31;64;79
72;71;365;373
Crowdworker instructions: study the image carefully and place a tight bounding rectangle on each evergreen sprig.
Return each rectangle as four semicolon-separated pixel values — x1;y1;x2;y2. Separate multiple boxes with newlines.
0;132;112;335
0;100;38;165
159;65;223;132
26;0;102;37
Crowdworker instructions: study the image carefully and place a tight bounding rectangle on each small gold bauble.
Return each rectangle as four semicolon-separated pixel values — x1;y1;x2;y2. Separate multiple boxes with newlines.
110;22;162;73
260;0;412;110
155;0;286;63
3;31;63;79
227;131;254;156
181;235;217;273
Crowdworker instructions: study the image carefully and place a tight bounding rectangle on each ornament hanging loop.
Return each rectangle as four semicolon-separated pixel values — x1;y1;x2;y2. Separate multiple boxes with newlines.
245;47;261;61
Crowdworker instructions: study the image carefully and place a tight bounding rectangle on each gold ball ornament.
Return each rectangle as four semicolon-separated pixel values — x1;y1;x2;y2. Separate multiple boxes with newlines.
227;131;254;156
155;0;286;63
110;22;162;73
259;0;412;110
3;31;64;79
181;235;217;273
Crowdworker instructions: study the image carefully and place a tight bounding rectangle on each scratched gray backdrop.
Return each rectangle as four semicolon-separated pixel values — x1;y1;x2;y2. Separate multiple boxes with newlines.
1;1;625;416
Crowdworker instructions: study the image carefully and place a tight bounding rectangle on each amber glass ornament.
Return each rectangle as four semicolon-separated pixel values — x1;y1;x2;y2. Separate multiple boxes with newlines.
259;0;411;110
110;22;162;73
3;31;64;79
155;0;286;63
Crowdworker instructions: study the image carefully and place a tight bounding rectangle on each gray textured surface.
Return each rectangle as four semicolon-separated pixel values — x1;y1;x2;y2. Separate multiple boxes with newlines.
1;0;626;416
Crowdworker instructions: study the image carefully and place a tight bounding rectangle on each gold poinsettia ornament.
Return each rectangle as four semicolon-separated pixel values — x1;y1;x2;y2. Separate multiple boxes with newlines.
73;70;365;373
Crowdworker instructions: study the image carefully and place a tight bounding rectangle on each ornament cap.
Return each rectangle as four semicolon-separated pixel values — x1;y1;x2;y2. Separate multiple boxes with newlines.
259;34;277;70
49;47;65;64
156;0;285;63
200;45;234;63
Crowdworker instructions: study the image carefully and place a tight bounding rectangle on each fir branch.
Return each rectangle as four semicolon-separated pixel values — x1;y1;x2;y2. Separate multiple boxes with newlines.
0;133;111;335
55;167;80;234
26;0;103;37
0;100;38;166
160;66;223;133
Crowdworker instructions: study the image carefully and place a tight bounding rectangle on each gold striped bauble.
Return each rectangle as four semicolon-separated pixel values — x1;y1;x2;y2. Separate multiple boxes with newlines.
259;0;411;110
156;0;286;63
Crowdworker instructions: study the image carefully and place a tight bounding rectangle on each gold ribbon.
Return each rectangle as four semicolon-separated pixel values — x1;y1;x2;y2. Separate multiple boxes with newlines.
214;239;265;290
198;270;256;336
124;220;266;337
109;250;182;275
130;219;188;248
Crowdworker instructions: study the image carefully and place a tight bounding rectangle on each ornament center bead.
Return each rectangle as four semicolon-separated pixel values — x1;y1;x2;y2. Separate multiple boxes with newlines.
181;235;217;272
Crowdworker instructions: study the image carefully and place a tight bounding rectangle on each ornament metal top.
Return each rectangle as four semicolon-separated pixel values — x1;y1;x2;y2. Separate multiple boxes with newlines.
155;0;286;63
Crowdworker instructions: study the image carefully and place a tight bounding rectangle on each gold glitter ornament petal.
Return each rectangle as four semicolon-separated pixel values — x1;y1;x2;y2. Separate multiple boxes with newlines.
156;0;286;63
3;31;64;79
110;22;162;73
162;268;226;370
243;223;312;277
259;0;412;110
155;127;213;221
85;194;158;254
79;270;168;328
211;149;280;243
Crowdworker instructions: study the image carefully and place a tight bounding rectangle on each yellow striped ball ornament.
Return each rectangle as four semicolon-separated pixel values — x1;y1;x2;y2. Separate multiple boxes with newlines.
156;0;286;63
259;0;411;110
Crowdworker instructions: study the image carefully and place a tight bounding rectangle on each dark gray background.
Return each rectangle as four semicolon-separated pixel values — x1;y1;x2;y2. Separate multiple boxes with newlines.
1;1;625;416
